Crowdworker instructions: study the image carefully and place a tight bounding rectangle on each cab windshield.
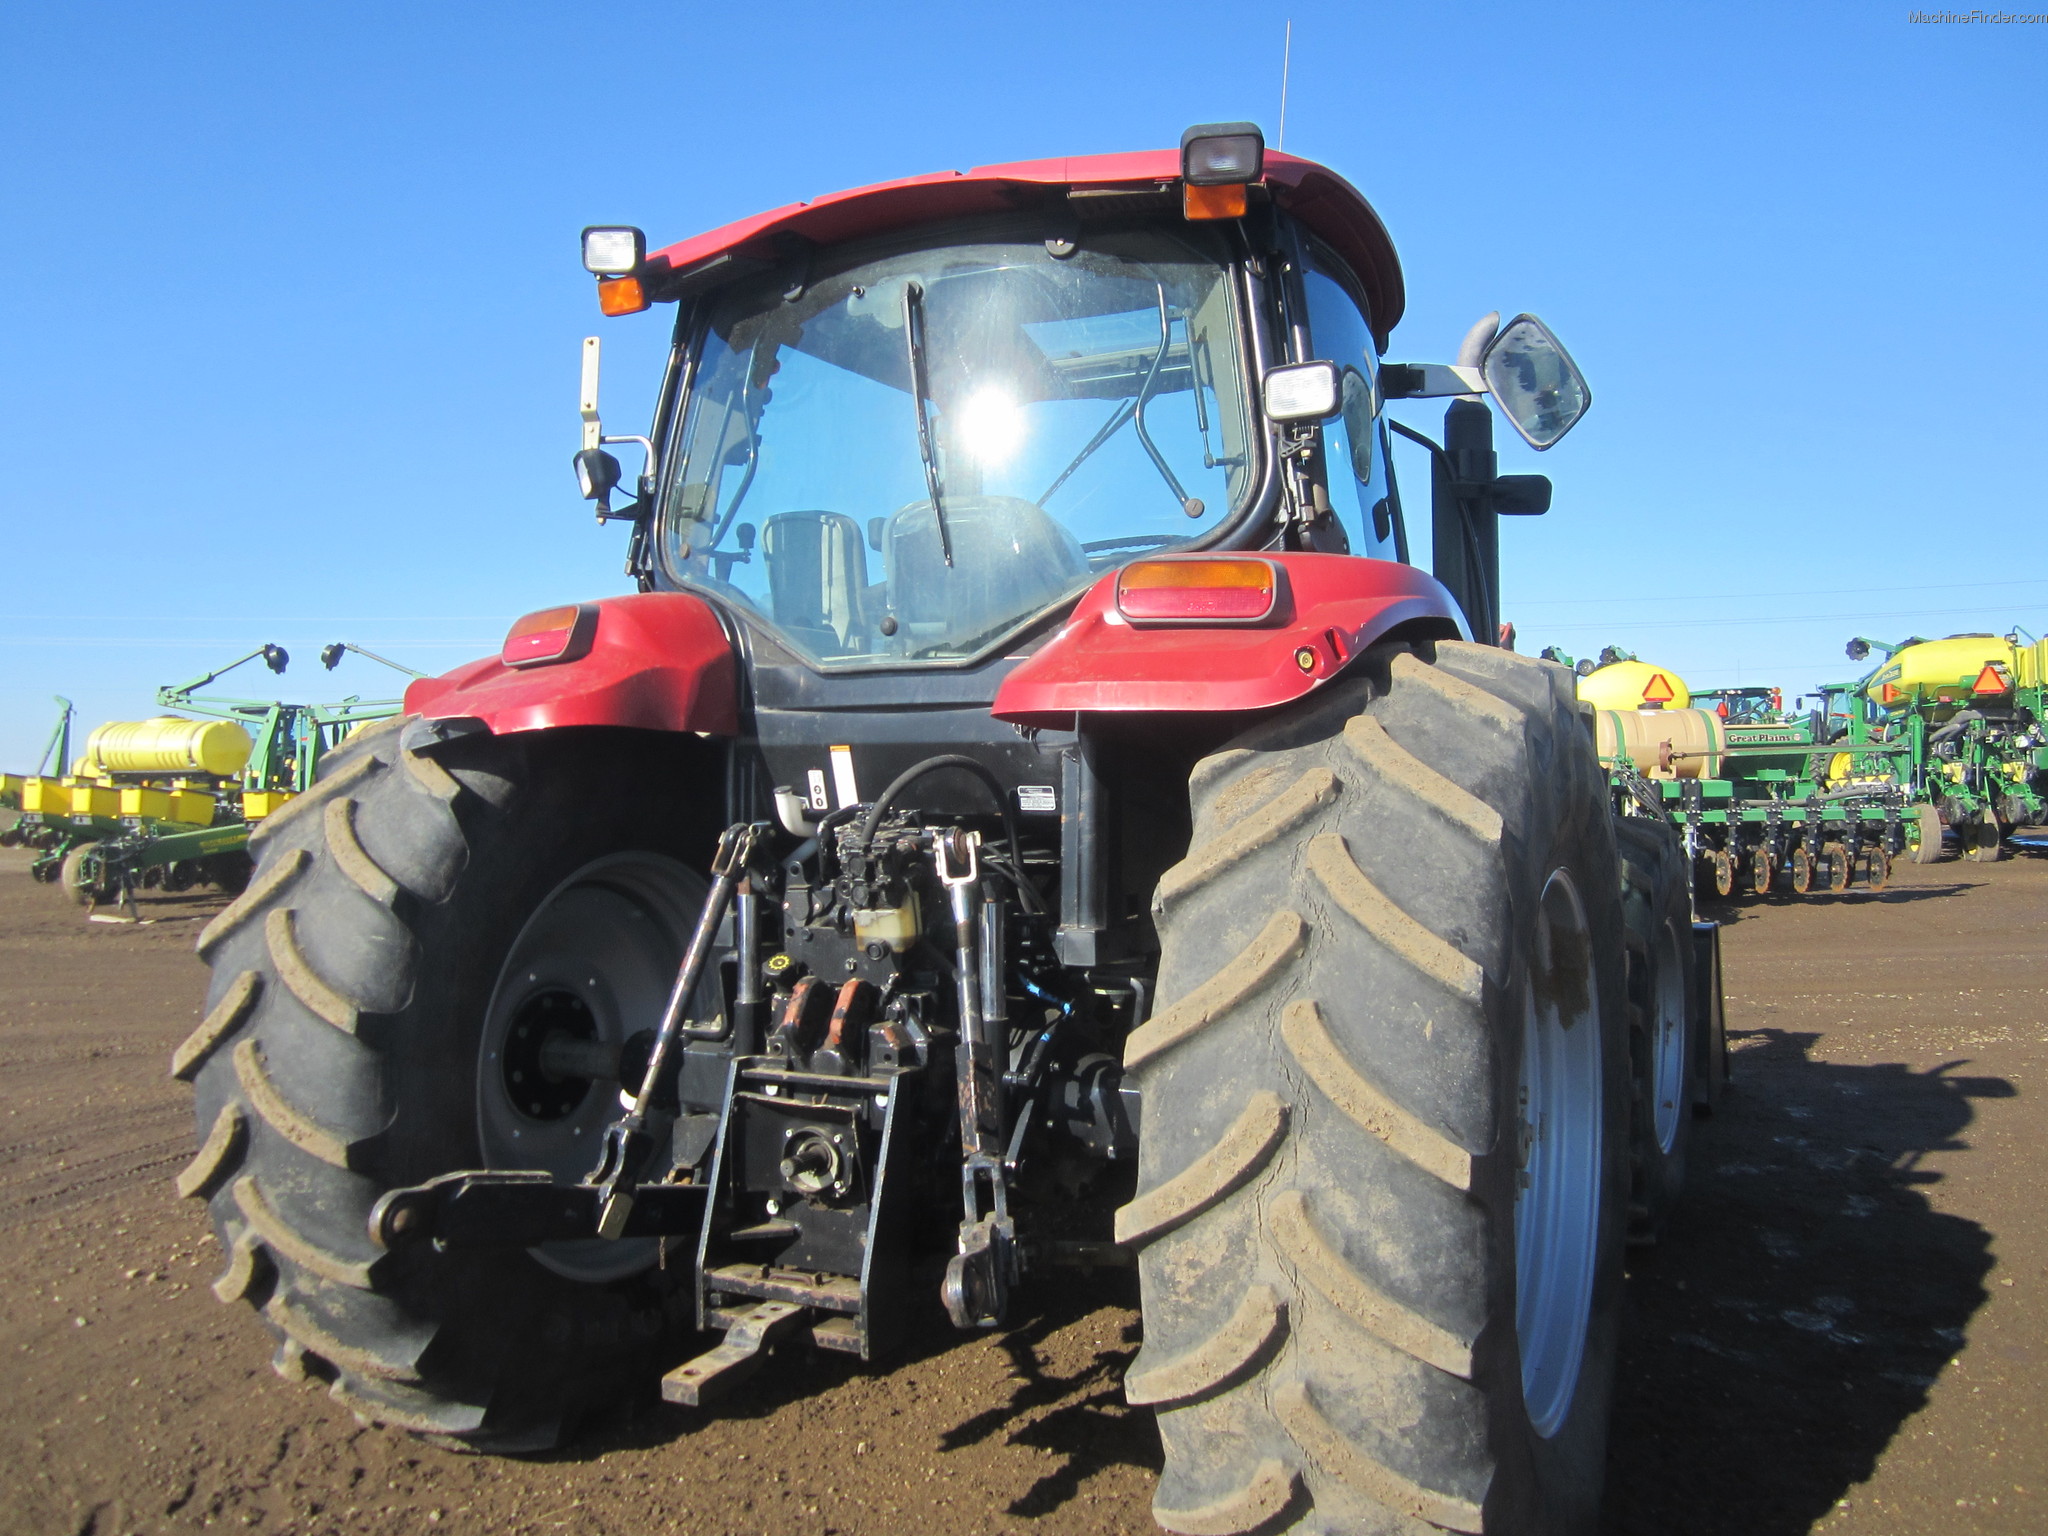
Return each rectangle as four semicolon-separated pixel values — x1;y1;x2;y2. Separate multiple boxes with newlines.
656;226;1254;666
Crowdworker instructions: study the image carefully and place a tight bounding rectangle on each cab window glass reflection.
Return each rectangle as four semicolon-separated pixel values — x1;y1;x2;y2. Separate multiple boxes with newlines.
1301;264;1395;559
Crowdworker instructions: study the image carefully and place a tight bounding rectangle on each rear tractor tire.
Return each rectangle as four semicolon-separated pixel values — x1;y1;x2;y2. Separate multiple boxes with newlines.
173;716;725;1450
1129;642;1630;1536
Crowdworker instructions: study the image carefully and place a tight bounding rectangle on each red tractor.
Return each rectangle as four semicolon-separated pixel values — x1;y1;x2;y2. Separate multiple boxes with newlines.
175;124;1721;1534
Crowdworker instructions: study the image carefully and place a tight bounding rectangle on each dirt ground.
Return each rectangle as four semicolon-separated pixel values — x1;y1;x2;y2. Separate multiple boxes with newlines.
1;840;2043;1536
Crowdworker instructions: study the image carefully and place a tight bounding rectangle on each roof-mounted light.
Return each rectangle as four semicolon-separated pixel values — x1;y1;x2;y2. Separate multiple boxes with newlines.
596;276;649;316
1181;122;1264;185
581;226;645;276
1180;121;1264;221
1117;558;1280;625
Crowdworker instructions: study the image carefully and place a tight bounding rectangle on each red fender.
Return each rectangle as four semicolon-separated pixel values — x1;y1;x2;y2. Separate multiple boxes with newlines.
992;555;1466;727
403;592;739;736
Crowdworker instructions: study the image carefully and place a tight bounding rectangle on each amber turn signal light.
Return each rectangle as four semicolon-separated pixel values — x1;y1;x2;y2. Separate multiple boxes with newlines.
598;276;649;316
1116;558;1279;624
503;604;598;667
1182;182;1248;221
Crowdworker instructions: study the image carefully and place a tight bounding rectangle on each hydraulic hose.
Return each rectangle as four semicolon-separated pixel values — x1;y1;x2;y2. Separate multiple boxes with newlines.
855;754;1030;908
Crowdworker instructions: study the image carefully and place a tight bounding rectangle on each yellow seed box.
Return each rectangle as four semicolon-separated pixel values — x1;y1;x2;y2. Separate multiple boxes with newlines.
20;777;72;814
70;783;121;818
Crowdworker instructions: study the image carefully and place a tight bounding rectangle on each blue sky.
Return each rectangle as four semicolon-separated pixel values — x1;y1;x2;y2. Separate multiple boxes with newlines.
2;1;2043;767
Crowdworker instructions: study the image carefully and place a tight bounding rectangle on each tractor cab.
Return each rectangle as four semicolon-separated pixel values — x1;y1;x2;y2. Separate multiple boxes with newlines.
574;125;1587;674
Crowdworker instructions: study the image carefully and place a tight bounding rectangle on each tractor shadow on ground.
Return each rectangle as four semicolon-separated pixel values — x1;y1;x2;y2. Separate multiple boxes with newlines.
563;1261;1157;1516
1602;1028;2007;1535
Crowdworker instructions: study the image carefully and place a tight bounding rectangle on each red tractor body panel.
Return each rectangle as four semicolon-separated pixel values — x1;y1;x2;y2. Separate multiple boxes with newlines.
404;592;740;736
992;556;1467;726
645;150;1405;344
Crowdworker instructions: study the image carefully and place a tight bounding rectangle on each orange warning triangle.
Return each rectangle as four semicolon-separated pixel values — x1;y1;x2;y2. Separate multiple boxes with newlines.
1641;672;1676;704
1972;663;2010;695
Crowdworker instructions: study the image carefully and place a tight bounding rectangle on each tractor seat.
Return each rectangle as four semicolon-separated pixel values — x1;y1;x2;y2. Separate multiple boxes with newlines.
882;496;1088;652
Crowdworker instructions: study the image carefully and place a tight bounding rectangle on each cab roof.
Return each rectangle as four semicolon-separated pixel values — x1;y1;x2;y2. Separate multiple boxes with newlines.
642;148;1406;346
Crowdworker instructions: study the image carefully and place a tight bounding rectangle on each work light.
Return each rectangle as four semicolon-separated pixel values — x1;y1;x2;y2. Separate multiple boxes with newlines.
1180;122;1264;185
581;226;645;276
1262;361;1341;422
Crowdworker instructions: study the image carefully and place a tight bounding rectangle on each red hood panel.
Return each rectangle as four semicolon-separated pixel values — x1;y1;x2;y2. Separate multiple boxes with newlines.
404;592;739;737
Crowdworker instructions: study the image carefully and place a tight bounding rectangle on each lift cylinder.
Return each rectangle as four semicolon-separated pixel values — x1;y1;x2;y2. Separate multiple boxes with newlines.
78;717;253;777
1594;707;1725;780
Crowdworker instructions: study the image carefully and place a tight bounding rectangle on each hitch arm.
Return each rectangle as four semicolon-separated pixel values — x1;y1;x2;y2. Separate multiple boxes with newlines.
369;1172;709;1250
591;821;769;1238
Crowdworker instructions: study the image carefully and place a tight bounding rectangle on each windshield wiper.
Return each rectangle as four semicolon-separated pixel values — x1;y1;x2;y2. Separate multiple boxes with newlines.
1038;285;1201;518
1131;286;1201;518
902;281;953;567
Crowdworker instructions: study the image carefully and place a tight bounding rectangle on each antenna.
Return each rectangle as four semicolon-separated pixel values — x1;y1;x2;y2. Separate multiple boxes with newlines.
1278;20;1293;150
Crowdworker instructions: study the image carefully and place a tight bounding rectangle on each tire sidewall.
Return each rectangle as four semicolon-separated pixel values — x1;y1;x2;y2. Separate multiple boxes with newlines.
1482;731;1631;1533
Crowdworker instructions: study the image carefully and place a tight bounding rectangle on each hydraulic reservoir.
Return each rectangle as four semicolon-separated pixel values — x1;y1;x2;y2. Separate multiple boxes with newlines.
1594;707;1725;780
78;717;253;778
1865;635;2015;712
1577;660;1691;712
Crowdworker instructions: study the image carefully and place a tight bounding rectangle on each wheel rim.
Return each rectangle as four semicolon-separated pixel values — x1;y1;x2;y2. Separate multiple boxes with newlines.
1649;924;1687;1153
1752;850;1774;893
1515;870;1603;1439
477;851;714;1282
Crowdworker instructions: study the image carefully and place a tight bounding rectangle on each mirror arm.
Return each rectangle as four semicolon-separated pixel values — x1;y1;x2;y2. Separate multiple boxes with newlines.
601;435;659;501
1380;363;1488;400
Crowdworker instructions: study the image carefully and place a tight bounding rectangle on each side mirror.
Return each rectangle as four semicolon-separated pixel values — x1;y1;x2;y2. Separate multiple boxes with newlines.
1481;314;1591;450
1263;361;1341;423
574;447;622;512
